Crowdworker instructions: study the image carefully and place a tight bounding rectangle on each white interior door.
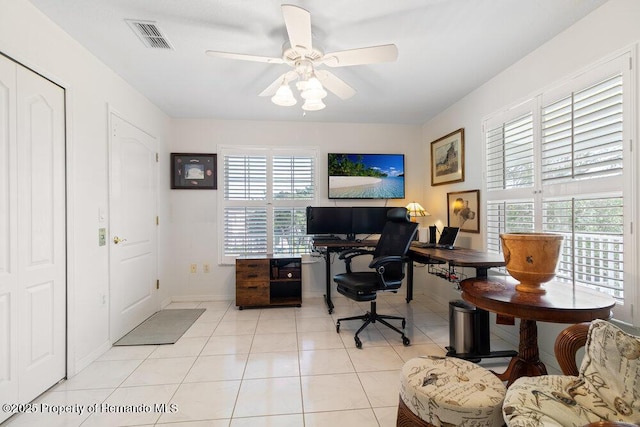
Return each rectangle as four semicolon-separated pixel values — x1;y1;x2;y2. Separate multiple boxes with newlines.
0;55;66;422
109;113;158;342
0;53;19;421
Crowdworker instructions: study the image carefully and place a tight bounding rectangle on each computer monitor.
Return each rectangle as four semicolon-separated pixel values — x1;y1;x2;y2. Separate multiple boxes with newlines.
305;207;352;236
351;207;393;235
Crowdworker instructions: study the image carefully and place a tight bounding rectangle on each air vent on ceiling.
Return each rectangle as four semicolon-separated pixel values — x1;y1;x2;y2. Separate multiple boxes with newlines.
126;19;173;50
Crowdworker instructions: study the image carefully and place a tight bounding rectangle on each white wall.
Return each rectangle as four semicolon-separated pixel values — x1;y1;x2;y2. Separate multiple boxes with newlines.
419;0;640;369
0;0;171;374
166;119;423;301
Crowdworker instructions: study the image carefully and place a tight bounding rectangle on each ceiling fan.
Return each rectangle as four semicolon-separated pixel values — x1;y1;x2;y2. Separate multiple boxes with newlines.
205;4;398;111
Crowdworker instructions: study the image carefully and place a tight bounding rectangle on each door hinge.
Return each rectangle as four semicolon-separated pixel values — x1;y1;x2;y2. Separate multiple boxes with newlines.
156;279;160;289
156;216;159;225
156;152;159;162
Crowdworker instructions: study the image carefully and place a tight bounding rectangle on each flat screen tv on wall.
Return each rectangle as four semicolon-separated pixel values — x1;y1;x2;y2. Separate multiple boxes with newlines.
328;153;405;199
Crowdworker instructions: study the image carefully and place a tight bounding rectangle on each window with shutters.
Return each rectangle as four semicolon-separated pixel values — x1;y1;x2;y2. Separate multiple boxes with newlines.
219;147;316;264
484;52;633;323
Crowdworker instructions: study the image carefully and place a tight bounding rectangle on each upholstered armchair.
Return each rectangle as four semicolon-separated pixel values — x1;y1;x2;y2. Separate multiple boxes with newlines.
502;319;640;427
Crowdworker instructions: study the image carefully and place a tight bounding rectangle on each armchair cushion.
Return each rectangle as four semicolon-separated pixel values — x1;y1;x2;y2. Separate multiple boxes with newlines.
503;319;640;426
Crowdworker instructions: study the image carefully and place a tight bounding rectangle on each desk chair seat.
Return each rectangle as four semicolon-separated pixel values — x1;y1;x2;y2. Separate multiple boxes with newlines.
333;207;417;348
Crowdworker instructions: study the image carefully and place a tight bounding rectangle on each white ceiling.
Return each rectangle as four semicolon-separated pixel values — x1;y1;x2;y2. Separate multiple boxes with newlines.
28;0;607;124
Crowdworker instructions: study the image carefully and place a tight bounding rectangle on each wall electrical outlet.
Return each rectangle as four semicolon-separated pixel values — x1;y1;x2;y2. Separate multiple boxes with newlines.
203;263;210;273
190;263;197;273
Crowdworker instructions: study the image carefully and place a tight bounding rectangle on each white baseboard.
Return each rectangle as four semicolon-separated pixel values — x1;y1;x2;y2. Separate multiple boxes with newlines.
169;294;232;303
72;340;112;377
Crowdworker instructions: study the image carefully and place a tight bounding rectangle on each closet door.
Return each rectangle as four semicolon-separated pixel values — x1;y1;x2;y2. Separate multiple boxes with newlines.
0;54;19;418
16;62;66;402
0;55;66;421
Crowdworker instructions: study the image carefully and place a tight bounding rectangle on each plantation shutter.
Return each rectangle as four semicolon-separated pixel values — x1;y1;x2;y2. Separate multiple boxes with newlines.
542;196;624;301
272;155;315;200
486;200;535;254
221;149;316;260
224;155;267;200
223;154;268;256
272;154;315;255
223;207;268;255
486;113;534;191
483;53;632;324
541;74;623;183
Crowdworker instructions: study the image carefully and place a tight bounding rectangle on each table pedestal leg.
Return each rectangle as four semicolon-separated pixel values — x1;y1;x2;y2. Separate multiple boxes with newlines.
494;319;547;387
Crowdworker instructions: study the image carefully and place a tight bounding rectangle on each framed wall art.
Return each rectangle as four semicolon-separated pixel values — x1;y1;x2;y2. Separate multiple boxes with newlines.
430;128;465;186
447;189;479;233
171;153;217;189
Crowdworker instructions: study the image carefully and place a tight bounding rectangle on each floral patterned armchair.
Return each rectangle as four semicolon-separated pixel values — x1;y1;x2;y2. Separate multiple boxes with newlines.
502;319;640;427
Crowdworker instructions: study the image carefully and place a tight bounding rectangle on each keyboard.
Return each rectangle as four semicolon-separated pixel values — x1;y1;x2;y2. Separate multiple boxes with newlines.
412;242;455;250
312;235;343;241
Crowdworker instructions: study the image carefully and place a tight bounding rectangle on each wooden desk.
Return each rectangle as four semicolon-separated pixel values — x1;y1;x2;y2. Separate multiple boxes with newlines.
313;240;506;315
407;246;506;301
460;277;615;386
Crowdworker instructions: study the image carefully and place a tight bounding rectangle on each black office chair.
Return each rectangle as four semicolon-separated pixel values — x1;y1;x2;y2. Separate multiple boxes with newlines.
334;207;418;348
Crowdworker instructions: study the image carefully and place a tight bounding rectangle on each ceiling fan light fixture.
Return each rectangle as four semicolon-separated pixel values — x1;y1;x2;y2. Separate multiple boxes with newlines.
296;79;308;91
271;83;297;106
302;98;326;111
301;76;327;100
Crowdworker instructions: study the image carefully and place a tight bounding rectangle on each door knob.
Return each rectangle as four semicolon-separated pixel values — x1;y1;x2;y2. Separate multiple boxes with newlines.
113;236;127;244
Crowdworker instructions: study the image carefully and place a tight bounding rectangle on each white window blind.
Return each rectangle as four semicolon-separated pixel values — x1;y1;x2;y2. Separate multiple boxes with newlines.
223;207;268;255
542;196;624;302
220;148;316;261
483;53;632;323
486;200;534;254
273;155;315;200
224;155;267;200
486;113;534;191
541;74;623;183
273;207;309;255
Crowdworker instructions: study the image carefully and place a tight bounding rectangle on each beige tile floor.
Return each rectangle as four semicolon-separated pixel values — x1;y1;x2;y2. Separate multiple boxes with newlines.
4;292;515;427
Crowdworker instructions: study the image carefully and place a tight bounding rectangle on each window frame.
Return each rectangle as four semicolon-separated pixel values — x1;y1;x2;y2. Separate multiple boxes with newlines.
482;50;636;325
217;145;318;265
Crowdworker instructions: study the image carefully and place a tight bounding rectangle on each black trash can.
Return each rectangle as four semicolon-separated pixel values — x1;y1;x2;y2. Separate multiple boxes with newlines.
448;300;476;355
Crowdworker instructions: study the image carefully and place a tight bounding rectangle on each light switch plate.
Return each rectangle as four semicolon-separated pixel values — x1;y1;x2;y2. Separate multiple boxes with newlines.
99;228;106;246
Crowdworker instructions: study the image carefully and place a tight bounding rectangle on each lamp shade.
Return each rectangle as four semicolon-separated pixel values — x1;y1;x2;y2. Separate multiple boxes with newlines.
302;98;326;111
405;202;429;218
271;83;297;106
301;76;327;100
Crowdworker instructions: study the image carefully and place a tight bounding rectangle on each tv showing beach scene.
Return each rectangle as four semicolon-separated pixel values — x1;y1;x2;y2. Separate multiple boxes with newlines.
328;153;405;199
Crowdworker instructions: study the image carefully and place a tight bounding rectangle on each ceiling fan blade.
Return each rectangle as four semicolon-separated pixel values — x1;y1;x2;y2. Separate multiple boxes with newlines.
323;44;398;67
206;50;284;64
258;71;298;97
282;4;312;51
315;70;356;100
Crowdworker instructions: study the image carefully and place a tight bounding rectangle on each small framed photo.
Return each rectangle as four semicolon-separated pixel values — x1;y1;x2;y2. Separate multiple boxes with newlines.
171;153;217;189
431;128;465;186
447;189;480;233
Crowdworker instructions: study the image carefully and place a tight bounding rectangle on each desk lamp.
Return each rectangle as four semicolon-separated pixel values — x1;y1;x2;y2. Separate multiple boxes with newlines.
405;202;429;222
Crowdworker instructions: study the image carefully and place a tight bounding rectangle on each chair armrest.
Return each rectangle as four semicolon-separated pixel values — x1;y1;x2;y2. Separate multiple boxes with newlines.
338;248;375;260
369;255;407;269
338;249;375;273
554;322;590;376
